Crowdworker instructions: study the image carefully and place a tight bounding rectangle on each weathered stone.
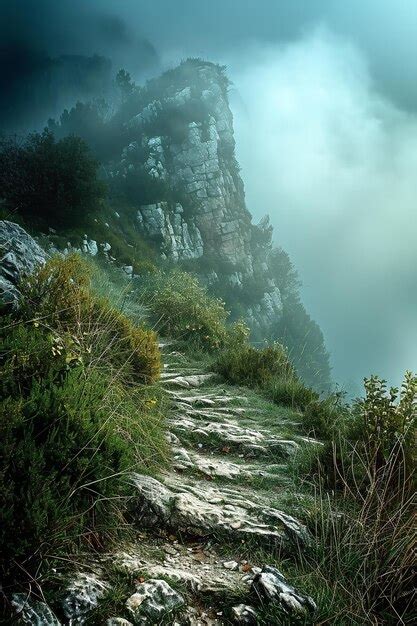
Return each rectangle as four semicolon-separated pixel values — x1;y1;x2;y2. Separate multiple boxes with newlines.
106;619;133;626
82;237;98;256
132;474;311;551
62;571;109;621
126;579;184;622
11;594;61;626
170;416;298;457
231;604;258;625
252;565;316;615
117;542;248;597
0;220;47;307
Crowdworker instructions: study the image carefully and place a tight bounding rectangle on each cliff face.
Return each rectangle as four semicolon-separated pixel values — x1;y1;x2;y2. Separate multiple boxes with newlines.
110;61;283;334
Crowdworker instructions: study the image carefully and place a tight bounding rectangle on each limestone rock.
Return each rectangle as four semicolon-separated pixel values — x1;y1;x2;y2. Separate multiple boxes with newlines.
0;220;47;307
137;202;204;261
126;578;184;622
11;594;61;625
106;619;133;626
117;541;247;597
170;415;298;457
231;604;258;625
252;565;316;615
132;474;311;552
113;62;287;335
62;571;109;622
81;236;98;256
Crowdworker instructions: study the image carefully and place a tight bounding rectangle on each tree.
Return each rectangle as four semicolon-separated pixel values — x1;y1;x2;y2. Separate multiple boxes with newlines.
269;247;331;392
116;68;135;102
0;130;106;228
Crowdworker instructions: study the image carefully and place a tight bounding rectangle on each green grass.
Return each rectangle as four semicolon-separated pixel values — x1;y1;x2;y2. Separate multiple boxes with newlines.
0;256;169;594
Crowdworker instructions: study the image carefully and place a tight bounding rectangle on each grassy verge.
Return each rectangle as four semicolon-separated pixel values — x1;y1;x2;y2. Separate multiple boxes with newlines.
0;255;169;606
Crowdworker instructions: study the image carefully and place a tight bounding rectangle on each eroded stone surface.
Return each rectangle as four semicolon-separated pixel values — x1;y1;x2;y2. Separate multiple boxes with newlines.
132;474;311;551
126;578;184;622
170;416;298;457
0;220;47;307
117;542;247;597
62;571;109;622
163;373;215;388
231;604;258;625
11;594;61;626
252;565;317;615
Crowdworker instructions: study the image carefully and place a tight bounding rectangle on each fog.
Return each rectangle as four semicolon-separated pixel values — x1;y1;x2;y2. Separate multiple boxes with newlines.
1;0;417;391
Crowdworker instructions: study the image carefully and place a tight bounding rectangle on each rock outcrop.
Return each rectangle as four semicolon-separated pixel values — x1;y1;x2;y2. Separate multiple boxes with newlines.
110;61;283;335
0;220;47;308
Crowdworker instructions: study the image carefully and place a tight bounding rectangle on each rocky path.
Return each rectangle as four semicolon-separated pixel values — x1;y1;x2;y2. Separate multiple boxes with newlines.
13;349;319;625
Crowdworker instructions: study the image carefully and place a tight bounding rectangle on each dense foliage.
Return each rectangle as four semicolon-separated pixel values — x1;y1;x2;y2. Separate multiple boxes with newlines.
0;256;166;585
295;372;416;622
0;130;105;228
138;268;230;350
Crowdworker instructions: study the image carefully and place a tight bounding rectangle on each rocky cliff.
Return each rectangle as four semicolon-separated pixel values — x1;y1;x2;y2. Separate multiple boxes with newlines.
107;61;283;335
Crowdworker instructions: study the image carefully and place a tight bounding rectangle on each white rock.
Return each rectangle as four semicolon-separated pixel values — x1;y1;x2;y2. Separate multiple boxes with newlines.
231;604;258;625
252;566;316;615
12;595;61;625
62;572;109;621
126;579;184;621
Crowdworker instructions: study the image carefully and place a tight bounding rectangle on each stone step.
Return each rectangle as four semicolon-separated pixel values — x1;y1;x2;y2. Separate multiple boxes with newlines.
169;416;298;458
162;373;216;388
131;474;311;554
171;443;290;483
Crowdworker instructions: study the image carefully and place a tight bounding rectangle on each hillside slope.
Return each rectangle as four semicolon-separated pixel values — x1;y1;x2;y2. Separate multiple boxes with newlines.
49;59;331;391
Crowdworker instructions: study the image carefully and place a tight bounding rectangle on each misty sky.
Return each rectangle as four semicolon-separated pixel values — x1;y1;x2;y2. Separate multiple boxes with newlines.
2;0;417;391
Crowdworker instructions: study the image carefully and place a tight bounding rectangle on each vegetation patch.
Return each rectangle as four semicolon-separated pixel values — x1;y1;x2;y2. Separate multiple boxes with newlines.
0;255;168;589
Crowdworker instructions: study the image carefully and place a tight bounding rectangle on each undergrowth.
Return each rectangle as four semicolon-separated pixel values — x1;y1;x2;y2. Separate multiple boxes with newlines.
0;255;168;600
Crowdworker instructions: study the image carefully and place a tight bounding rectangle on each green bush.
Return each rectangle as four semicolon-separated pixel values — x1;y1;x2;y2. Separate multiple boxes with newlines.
0;255;167;584
297;372;417;622
139;269;229;350
19;255;161;384
0;129;106;228
214;341;294;388
266;377;318;411
0;361;168;580
302;394;347;439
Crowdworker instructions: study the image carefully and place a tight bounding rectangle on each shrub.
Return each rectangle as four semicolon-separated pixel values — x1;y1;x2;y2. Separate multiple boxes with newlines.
214;341;294;388
19;255;161;384
0;130;106;228
266;377;318;411
302;394;348;439
0;363;168;580
138;269;229;350
293;372;416;622
0;255;167;585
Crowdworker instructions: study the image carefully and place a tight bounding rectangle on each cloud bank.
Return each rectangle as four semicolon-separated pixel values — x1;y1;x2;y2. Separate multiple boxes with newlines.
229;29;417;389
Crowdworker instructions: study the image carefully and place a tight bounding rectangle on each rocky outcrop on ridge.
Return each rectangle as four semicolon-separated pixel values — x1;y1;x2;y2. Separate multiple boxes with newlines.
108;61;283;335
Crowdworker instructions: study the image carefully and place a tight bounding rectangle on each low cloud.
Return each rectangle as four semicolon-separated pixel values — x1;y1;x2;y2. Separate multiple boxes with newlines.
229;28;417;389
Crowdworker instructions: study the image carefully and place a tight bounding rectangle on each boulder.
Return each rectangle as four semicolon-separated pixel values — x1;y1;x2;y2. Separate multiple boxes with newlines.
11;594;61;626
252;565;316;616
62;571;109;621
231;604;258;625
0;220;47;308
126;579;184;622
